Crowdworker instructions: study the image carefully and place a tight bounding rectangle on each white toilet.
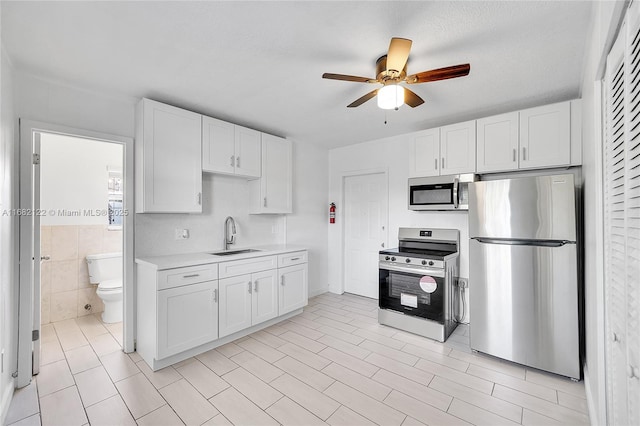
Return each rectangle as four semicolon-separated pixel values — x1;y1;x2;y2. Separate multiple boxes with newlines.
86;252;123;324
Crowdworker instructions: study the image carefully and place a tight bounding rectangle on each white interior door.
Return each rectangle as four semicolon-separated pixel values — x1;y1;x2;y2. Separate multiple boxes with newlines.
343;172;388;299
32;134;41;375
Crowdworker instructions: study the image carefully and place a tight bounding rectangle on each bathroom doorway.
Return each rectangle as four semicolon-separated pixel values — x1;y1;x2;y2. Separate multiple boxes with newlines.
17;121;134;387
39;133;124;366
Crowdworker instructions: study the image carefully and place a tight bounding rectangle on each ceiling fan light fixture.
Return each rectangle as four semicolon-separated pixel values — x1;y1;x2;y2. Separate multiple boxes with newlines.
377;84;404;110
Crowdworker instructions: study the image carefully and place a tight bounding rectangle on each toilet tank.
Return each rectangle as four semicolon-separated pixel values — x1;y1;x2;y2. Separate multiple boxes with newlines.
86;252;122;284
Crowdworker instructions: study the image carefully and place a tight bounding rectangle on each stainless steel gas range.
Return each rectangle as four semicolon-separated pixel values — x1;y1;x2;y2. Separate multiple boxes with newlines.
378;228;459;342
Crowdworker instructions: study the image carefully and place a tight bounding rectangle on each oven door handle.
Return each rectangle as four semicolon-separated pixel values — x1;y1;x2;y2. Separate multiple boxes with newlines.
380;264;445;278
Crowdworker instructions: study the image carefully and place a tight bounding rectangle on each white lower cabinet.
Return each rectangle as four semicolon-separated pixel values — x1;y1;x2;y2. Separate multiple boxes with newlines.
278;264;308;315
218;274;253;338
252;270;279;325
136;250;307;370
157;280;218;359
137;263;220;367
219;269;278;338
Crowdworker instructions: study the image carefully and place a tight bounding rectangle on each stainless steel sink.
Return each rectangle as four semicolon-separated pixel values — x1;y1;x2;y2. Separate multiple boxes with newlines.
209;249;262;256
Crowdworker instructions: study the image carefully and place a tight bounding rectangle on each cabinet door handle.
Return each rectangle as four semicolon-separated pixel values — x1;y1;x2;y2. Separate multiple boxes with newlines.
213;289;218;303
434;158;438;170
290;257;300;261
512;148;516;162
183;274;200;278
230;155;235;167
441;158;445;169
254;281;258;292
264;197;267;207
248;282;252;294
197;192;202;205
237;156;240;168
281;276;285;286
522;147;527;161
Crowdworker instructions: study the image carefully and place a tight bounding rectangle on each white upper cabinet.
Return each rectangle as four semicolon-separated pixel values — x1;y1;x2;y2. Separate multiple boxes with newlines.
410;100;578;177
409;122;476;177
202;116;261;178
519;101;571;170
409;128;440;177
202;117;235;174
235;126;262;178
136;98;202;213
250;134;292;214
439;120;477;175
476;112;519;173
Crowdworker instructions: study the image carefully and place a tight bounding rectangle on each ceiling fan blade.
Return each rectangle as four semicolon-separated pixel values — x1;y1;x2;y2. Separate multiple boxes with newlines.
386;38;412;73
406;63;470;84
404;88;425;108
323;73;375;83
347;89;379;108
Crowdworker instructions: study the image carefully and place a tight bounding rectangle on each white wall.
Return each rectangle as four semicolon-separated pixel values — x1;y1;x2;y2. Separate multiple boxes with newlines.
40;133;123;226
0;42;18;423
328;133;470;321
286;140;329;297
135;173;286;256
14;72;136;139
580;2;626;425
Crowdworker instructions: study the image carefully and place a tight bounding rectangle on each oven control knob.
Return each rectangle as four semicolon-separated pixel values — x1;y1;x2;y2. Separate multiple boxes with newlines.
421;260;427;265
385;256;390;261
428;261;434;266
405;258;411;263
391;257;396;262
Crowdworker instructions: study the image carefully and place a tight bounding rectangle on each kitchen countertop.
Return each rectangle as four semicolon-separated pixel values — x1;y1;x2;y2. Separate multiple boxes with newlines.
135;244;307;270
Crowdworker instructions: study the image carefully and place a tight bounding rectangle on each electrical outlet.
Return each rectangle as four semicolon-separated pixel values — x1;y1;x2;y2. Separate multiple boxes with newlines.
175;229;190;240
457;278;468;288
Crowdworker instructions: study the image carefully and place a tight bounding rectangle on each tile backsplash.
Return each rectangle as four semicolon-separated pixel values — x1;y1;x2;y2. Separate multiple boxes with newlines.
41;225;122;324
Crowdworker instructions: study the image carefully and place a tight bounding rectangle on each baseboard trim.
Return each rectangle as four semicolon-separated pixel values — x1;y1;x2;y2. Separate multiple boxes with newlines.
308;287;328;298
0;378;15;426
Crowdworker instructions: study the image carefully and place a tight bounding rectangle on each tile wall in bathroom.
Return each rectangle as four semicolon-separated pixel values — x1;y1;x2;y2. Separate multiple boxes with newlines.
40;225;122;324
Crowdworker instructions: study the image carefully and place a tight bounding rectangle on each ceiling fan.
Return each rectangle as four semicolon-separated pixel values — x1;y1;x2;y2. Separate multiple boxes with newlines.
322;37;470;109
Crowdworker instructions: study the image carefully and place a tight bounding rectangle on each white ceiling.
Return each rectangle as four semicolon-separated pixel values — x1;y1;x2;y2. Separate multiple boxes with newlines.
2;1;593;149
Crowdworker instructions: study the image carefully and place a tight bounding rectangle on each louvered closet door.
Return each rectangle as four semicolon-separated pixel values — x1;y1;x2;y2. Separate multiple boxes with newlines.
604;2;640;424
624;3;640;423
605;25;629;426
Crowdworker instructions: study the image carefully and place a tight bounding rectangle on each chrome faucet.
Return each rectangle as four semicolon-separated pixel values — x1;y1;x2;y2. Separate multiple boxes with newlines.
224;216;236;250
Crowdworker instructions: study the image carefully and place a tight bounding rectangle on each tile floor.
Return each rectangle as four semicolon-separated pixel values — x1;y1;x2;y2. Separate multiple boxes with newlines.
5;292;590;426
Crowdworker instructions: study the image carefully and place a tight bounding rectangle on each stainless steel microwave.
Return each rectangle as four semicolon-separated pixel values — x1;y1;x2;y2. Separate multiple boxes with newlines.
408;174;477;211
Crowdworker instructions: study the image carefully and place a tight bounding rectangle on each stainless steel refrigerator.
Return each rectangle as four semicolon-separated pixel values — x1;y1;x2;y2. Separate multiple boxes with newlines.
469;173;580;379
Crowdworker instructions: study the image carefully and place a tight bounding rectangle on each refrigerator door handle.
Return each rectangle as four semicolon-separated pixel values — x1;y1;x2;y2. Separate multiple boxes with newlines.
472;237;574;247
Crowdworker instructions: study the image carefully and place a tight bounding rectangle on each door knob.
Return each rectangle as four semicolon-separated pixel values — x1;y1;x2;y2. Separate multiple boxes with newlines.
381;242;385;248
40;255;50;261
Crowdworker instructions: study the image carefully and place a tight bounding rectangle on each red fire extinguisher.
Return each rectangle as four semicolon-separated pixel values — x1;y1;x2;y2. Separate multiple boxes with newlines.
329;203;336;224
